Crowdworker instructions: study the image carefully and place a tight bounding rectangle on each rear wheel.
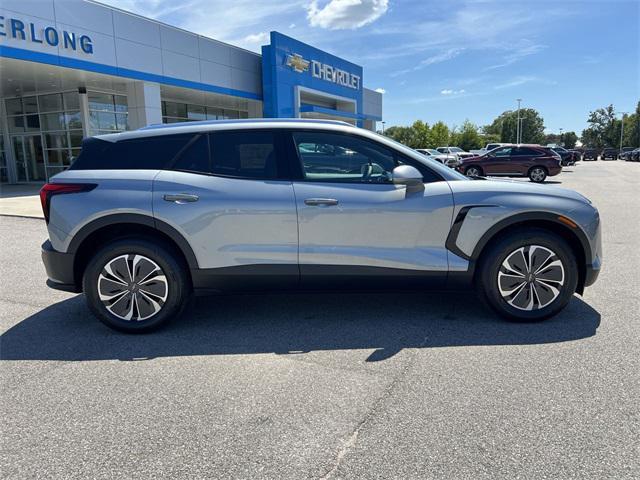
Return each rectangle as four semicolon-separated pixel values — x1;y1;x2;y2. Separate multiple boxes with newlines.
465;166;483;177
83;237;190;333
476;228;578;321
528;166;547;183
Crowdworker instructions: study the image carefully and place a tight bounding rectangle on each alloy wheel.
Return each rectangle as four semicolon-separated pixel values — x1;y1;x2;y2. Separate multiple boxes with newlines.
466;167;480;177
98;254;169;321
497;245;565;311
530;168;546;182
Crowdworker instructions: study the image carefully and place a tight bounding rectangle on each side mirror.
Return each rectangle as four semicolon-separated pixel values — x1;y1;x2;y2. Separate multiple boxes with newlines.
392;165;424;192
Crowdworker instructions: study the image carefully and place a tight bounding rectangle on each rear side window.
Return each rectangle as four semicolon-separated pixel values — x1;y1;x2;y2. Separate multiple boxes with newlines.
71;134;194;170
172;135;209;173
210;131;278;179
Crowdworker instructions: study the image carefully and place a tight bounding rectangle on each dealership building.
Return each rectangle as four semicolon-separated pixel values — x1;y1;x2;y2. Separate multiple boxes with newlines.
0;0;383;184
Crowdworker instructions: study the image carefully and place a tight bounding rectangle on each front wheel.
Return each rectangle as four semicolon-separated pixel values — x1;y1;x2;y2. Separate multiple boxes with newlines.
476;228;578;321
529;167;547;183
83;237;190;333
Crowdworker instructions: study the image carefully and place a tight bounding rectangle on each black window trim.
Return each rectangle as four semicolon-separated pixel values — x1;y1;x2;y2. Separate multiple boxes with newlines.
286;129;443;184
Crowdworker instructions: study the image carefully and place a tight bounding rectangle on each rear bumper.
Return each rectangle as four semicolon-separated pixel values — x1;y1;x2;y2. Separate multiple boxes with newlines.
41;240;80;293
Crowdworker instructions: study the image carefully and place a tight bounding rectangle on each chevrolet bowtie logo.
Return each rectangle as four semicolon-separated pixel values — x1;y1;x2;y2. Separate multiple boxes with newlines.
286;53;310;73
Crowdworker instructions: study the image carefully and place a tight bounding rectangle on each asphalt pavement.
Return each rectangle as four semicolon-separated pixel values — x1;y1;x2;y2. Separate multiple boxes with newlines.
1;161;638;479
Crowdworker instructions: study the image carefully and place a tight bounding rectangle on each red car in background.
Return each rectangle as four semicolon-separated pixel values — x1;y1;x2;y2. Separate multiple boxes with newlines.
456;145;563;183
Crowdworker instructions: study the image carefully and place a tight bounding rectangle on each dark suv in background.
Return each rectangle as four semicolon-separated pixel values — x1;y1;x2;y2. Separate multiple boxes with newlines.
601;148;618;160
456;145;562;182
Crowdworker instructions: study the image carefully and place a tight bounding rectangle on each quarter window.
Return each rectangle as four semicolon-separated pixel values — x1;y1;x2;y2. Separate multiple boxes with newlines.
293;131;396;183
71;134;194;170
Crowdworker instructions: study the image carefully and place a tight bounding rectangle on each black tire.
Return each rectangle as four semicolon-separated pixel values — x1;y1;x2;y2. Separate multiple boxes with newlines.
528;166;547;183
465;165;483;177
476;228;578;322
82;237;190;333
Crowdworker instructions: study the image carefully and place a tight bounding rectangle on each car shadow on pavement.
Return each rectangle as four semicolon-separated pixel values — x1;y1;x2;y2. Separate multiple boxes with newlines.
0;292;600;362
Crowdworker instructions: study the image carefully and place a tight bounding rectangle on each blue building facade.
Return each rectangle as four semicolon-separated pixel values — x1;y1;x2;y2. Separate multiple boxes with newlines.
0;0;382;183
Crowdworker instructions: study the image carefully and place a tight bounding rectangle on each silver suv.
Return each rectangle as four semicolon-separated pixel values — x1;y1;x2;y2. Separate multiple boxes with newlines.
41;119;602;332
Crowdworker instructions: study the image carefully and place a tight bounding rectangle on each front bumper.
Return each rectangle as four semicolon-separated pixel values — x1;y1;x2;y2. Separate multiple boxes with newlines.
41;240;80;293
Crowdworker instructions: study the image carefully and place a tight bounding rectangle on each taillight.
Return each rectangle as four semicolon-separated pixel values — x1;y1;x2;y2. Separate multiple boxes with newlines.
40;183;97;223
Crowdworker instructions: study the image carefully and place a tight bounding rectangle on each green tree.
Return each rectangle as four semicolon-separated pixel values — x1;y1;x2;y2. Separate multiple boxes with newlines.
453;120;483;151
485;109;545;144
384;125;414;146
411;120;431;148
622;101;640;148
429;121;450;148
581;104;620;148
562;131;578;149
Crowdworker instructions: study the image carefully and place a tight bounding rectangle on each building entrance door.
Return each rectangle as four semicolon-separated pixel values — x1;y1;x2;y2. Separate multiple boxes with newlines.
11;135;46;183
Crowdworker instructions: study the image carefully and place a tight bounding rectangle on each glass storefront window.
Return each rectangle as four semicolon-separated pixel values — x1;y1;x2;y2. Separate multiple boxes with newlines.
161;98;250;124
39;94;64;113
87;92;128;135
88;92;114;112
23;96;38;114
6;98;23;116
41;112;66;131
187;104;206;120
63;92;80;111
4;90;128;182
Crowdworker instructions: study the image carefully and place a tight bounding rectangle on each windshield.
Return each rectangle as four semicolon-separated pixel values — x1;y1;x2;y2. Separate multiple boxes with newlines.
427;149;440;155
450;147;464;152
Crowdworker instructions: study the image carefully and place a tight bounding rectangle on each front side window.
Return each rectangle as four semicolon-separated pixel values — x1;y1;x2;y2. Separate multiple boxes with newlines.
210;131;278;179
293;131;396;183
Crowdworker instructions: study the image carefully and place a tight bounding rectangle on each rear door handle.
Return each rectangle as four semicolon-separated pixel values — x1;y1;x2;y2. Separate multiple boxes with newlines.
304;198;339;207
163;193;199;204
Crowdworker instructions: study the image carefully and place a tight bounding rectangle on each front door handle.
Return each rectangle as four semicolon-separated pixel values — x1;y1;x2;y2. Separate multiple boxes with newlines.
304;198;339;207
163;193;199;204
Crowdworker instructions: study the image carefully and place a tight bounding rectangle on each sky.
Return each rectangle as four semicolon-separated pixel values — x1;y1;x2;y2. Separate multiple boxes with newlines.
101;0;639;134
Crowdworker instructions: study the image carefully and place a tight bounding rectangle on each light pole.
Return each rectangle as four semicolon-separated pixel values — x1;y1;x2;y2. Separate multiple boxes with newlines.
516;98;522;143
381;121;386;134
519;118;525;143
559;128;563;147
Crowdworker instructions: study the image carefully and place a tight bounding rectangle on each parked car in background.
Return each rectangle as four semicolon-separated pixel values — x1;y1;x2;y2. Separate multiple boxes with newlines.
619;147;635;160
583;149;599;161
601;147;618;160
469;143;511;156
415;148;460;167
39;118;601;331
436;146;477;159
456;145;562;183
630;148;640;161
548;146;579;166
568;149;584;161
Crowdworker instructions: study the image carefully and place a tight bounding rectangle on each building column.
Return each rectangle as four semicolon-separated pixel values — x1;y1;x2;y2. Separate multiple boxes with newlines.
78;89;91;138
126;81;163;129
0;99;17;183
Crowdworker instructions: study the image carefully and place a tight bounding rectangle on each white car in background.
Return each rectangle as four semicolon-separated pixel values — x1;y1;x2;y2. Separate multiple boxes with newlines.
470;143;512;156
436;146;477;160
415;148;460;168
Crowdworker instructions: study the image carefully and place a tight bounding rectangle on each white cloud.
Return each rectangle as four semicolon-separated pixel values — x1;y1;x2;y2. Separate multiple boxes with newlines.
440;89;465;95
307;0;389;30
391;48;464;77
493;76;556;90
242;32;269;45
101;0;302;51
374;87;386;94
